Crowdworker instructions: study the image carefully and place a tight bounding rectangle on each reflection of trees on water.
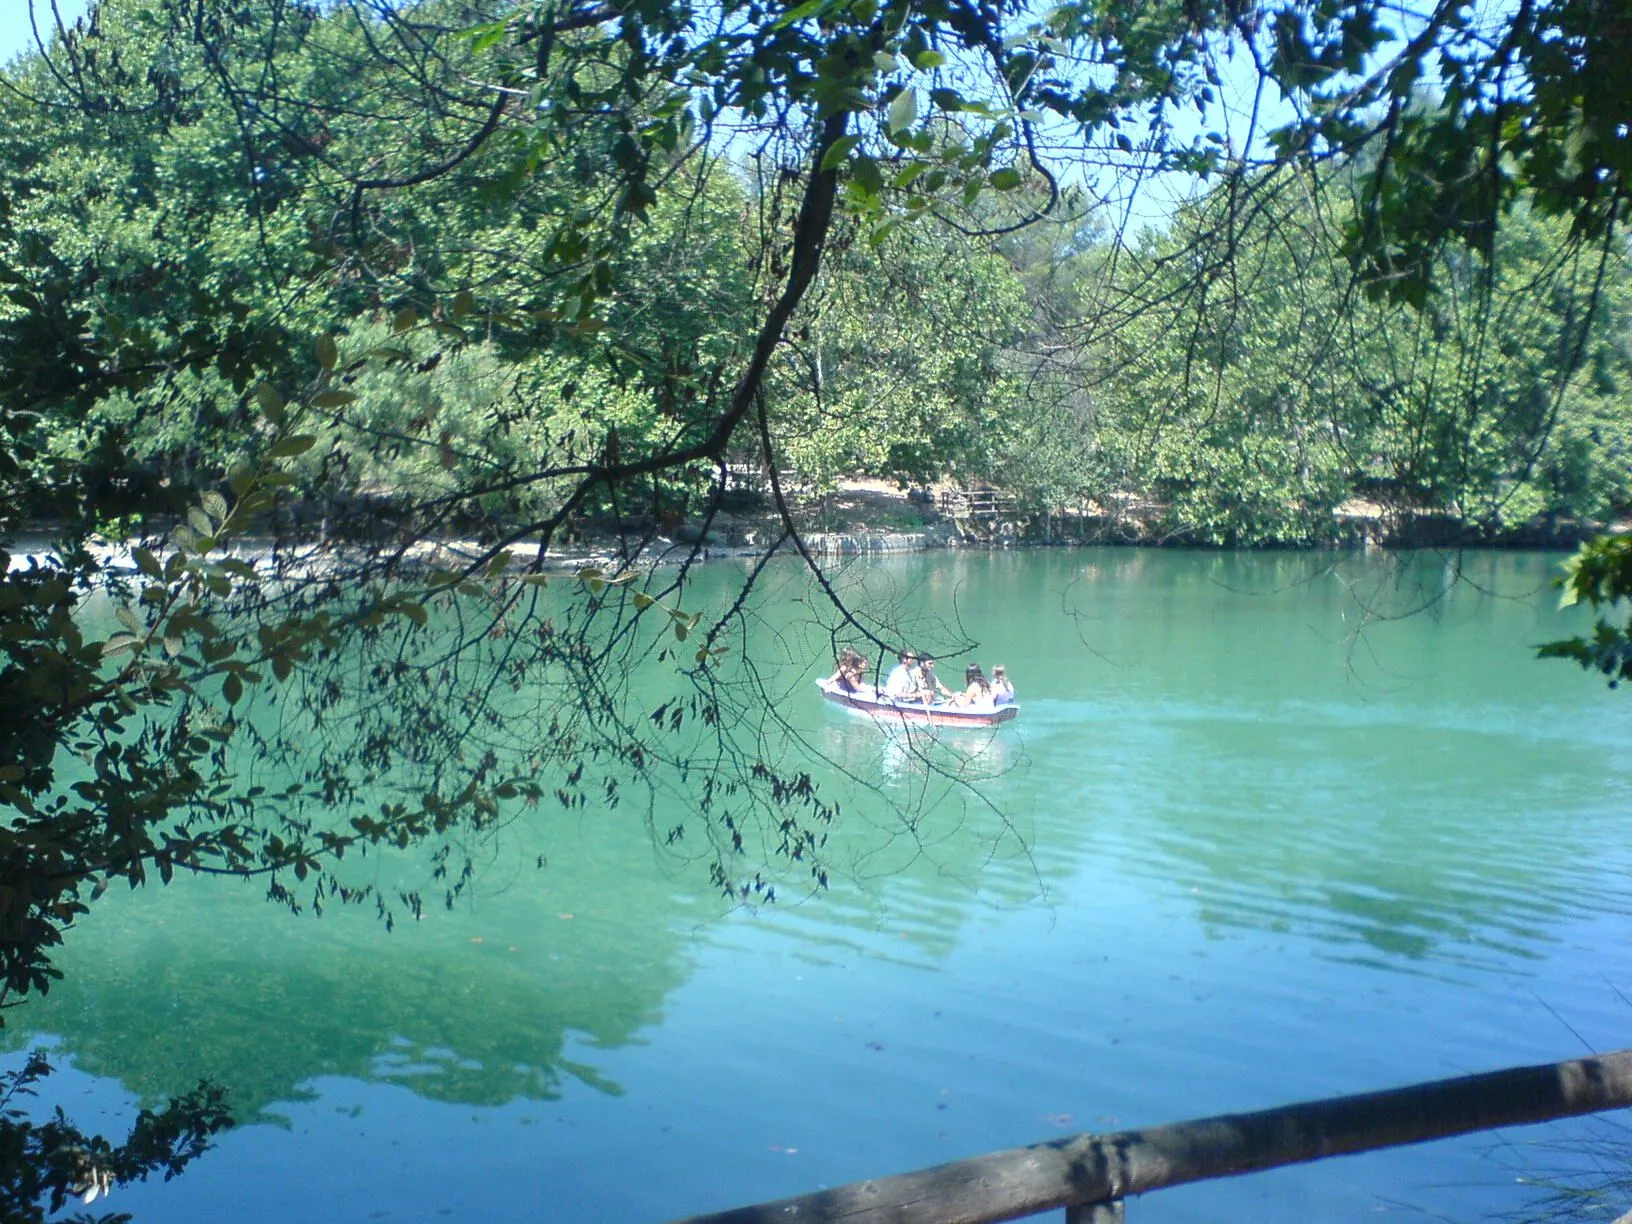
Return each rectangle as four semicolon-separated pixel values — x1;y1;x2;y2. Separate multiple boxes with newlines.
1126;715;1624;967
14;550;1618;1126
1;804;713;1117
2;557;1057;1119
1035;549;1632;973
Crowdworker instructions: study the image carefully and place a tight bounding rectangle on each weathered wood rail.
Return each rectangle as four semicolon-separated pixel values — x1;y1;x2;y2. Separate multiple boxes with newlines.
674;1048;1632;1224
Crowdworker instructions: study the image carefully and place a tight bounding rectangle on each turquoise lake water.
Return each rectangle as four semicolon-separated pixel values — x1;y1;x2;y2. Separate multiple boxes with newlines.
8;548;1632;1222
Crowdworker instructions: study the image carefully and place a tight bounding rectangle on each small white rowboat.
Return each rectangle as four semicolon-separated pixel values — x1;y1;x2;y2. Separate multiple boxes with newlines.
814;678;1019;728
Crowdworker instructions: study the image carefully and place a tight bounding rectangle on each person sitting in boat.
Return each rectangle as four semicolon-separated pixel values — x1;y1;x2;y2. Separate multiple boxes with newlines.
914;656;956;704
954;664;993;707
827;647;868;693
991;665;1015;705
883;650;918;700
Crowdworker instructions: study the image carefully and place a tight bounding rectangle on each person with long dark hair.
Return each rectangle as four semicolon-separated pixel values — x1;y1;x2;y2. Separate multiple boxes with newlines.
826;647;868;693
954;663;993;708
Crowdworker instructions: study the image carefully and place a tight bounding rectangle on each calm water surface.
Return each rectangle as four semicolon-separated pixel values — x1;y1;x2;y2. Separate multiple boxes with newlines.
10;549;1632;1223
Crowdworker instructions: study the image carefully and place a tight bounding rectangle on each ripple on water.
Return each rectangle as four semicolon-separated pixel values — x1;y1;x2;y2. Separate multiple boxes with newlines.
14;550;1632;1224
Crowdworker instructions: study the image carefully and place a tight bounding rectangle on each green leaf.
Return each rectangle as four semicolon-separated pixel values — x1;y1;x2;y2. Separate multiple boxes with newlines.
989;166;1023;190
133;547;163;580
254;383;287;426
852;155;885;196
912;49;946;69
632;590;655;609
887;88;918;135
201;492;229;524
467;20;508;52
188;507;213;536
821;135;862;171
772;0;833;29
893;162;929;189
316;335;339;370
267;435;318;459
312;391;357;408
391;306;419;334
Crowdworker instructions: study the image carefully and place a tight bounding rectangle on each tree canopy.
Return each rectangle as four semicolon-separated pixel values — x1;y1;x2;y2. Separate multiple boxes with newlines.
1;0;1629;1213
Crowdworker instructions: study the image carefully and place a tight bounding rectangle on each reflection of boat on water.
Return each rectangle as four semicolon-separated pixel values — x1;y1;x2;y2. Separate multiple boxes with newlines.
814;677;1020;728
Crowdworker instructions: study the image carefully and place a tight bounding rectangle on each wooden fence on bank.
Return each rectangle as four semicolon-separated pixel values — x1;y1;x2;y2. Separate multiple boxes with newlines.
674;1048;1632;1224
939;489;1019;520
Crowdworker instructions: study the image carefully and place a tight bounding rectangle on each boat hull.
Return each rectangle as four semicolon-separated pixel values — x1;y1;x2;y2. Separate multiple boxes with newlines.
815;679;1019;728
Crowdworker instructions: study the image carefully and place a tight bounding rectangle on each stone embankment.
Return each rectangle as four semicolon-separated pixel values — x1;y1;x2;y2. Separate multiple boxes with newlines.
11;480;1610;583
801;522;960;555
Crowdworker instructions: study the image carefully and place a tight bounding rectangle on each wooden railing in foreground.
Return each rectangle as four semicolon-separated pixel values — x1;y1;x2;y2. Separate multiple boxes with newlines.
674;1048;1632;1224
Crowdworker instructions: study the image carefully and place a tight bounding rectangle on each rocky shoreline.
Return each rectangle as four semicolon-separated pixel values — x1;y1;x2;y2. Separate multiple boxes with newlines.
8;480;1611;582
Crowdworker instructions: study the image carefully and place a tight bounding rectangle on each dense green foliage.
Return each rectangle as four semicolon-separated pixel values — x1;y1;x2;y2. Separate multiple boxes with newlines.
1074;177;1632;544
0;0;1629;1212
1540;533;1632;686
5;4;1628;545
